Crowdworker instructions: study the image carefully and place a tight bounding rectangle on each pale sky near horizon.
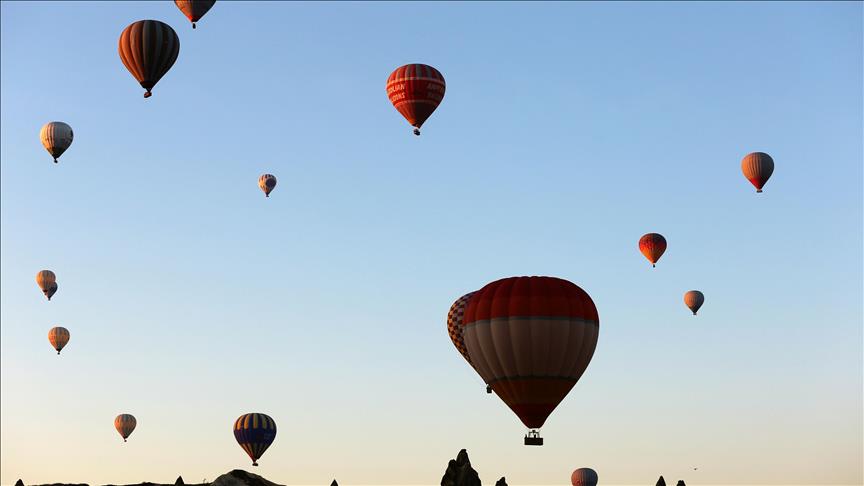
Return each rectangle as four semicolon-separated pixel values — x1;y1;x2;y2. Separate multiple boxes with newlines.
1;1;862;485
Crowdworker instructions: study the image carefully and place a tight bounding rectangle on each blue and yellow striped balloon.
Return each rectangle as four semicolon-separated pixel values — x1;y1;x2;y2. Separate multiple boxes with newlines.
233;413;276;466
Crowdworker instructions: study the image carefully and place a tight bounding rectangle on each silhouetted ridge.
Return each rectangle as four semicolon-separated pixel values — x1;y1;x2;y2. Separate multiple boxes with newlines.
441;449;481;486
210;470;283;486
175;478;184;486
495;477;508;486
656;476;666;486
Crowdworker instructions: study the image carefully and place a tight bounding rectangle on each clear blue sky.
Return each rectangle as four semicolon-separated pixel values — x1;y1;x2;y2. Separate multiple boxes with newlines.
1;1;861;485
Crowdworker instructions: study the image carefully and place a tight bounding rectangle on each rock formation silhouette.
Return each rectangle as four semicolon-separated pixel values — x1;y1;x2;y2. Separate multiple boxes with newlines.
441;449;481;486
330;481;338;486
210;470;284;486
15;480;24;486
175;478;184;486
495;477;507;486
676;481;686;486
656;476;666;486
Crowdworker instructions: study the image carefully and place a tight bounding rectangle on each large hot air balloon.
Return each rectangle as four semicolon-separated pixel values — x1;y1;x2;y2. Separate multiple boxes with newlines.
234;413;276;466
447;291;492;393
571;468;599;486
639;233;667;268
36;270;56;300
386;64;445;136
174;0;215;29
684;290;704;316
115;414;137;442
741;152;774;193
48;327;70;355
118;20;180;98
40;122;73;164
46;282;58;301
461;276;599;445
258;174;277;197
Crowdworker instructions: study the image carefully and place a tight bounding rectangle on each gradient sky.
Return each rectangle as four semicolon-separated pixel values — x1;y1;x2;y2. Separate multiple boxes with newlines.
1;2;862;485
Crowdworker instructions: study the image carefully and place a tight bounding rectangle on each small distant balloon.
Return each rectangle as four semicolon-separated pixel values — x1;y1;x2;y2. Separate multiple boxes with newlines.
386;64;445;136
118;20;180;98
174;0;215;29
258;174;277;197
36;270;56;299
48;326;70;355
741;152;774;193
639;233;667;268
571;468;598;486
114;414;137;442
40;122;73;164
684;290;704;315
234;413;276;466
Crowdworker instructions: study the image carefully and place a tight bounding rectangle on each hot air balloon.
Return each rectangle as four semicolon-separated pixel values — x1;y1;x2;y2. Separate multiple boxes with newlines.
48;327;70;355
46;282;58;301
40;122;73;163
684;290;704;315
386;64;445;136
741;152;774;193
447;291;492;393
571;468;598;486
461;276;599;445
639;233;667;268
36;270;56;299
234;413;276;466
258;174;277;197
114;414;137;442
118;20;180;98
174;0;215;29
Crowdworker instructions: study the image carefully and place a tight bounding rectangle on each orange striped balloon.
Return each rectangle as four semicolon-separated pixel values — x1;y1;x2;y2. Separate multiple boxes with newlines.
48;327;70;355
40;122;73;163
258;174;277;197
684;290;705;315
118;20;180;98
741;152;774;193
114;414;137;442
36;270;56;298
638;233;667;268
234;413;277;466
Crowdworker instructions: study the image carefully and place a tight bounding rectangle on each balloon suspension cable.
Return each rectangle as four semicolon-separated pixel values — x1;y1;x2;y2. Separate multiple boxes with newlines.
413;128;421;136
144;91;152;99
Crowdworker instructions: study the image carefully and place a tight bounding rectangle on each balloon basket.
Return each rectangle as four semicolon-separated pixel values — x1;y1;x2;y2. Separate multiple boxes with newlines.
486;385;492;394
524;431;543;446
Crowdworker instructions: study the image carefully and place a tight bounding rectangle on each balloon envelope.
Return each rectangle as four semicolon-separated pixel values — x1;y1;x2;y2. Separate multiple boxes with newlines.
234;413;276;466
571;468;598;486
48;326;70;354
174;0;215;28
258;174;277;197
447;291;476;367
36;270;56;297
114;414;137;441
118;20;180;98
386;64;445;135
40;122;73;163
462;276;599;431
684;290;704;315
741;152;774;193
639;233;667;267
46;282;58;301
